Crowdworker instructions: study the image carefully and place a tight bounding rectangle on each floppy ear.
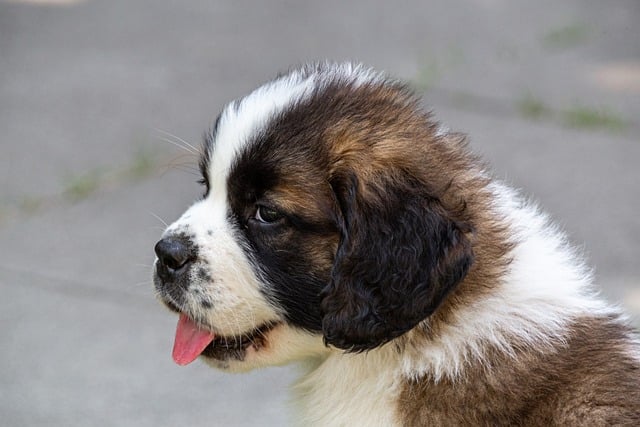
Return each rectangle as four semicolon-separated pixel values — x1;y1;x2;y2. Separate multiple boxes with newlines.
321;173;474;352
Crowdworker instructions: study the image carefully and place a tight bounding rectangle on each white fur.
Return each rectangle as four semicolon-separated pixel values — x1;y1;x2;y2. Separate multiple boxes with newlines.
293;348;401;427
162;198;278;337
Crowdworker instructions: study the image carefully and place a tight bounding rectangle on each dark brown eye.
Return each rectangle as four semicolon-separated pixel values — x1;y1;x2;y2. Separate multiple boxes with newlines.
254;205;284;224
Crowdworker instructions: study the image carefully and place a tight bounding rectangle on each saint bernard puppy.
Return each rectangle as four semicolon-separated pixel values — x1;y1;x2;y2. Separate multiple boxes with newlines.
153;63;639;426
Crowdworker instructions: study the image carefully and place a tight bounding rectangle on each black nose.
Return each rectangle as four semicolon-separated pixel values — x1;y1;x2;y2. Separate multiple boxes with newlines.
154;237;195;274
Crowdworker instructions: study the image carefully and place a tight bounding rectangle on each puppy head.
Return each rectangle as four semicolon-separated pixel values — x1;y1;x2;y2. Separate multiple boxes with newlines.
153;63;475;370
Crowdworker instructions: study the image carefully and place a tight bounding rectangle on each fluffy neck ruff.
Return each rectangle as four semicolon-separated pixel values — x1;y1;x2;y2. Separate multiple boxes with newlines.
400;181;612;382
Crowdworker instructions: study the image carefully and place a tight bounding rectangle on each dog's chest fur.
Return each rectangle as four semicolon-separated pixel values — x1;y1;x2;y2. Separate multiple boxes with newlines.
293;350;401;427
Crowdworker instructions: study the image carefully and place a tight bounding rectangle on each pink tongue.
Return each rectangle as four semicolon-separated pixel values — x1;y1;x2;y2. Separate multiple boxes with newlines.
172;313;215;366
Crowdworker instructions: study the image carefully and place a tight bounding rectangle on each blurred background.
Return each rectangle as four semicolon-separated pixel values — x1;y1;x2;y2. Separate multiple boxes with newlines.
1;0;638;425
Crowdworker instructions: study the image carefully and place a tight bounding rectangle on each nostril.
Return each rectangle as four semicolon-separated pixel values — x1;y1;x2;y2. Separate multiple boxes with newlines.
154;238;194;272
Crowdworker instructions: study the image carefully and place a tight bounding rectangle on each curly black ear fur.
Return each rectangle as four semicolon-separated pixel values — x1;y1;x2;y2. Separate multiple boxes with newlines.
321;174;474;352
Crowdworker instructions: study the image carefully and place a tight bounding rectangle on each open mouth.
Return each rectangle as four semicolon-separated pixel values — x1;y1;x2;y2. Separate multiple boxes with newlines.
171;313;279;365
201;323;278;361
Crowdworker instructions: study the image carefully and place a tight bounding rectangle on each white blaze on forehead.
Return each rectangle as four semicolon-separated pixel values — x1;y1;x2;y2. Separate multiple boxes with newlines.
205;62;386;199
207;73;314;199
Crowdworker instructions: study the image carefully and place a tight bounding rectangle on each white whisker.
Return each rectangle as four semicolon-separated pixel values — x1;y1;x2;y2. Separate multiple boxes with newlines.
156;135;198;155
155;129;201;154
148;211;169;227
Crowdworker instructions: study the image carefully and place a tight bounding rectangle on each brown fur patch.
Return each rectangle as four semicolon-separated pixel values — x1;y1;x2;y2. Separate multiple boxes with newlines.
398;316;640;425
319;81;514;342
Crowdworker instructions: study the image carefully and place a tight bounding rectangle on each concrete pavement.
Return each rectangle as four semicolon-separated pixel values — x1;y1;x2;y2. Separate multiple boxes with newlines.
1;0;638;425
